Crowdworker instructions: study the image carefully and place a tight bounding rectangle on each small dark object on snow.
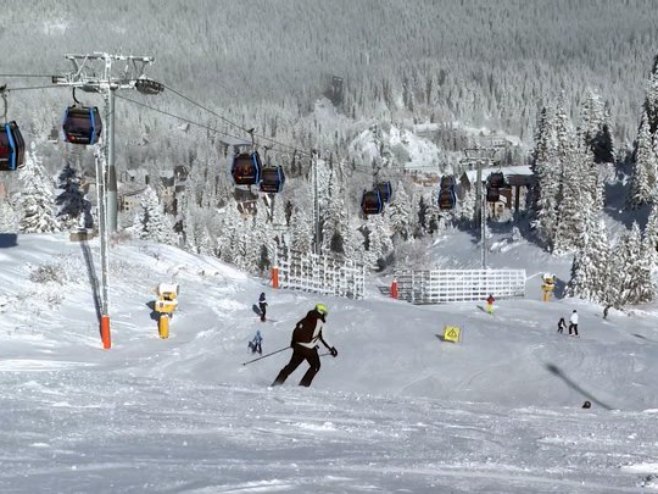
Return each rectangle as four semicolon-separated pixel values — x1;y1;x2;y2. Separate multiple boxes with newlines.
582;400;592;409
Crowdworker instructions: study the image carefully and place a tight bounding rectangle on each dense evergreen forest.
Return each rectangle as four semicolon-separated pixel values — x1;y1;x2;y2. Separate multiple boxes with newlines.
3;0;658;149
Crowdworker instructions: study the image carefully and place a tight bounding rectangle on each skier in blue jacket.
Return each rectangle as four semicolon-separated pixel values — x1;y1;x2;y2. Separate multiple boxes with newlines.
248;329;263;355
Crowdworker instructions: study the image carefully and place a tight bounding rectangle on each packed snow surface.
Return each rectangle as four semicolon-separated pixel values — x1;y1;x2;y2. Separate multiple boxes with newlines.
1;233;657;493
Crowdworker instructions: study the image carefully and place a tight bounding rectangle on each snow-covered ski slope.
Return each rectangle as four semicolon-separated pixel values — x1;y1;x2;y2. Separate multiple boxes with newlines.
1;233;658;493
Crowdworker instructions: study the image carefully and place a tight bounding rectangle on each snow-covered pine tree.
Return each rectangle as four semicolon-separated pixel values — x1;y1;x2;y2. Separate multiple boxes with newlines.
386;185;412;242
234;218;253;272
0;199;19;232
567;216;609;303
608;222;651;307
289;206;313;254
567;247;589;299
628;112;656;208
416;195;428;236
531;106;561;248
625;222;654;304
607;228;633;308
458;185;476;224
554;144;589;253
17;148;60;234
182;190;219;256
217;199;242;264
588;218;611;301
135;185;174;244
341;215;363;262
645;201;658;263
55;162;88;229
580;89;614;164
321;171;347;255
592;103;615;164
365;214;393;270
644;53;658;134
271;195;287;228
249;202;273;273
637;231;656;302
580;89;604;146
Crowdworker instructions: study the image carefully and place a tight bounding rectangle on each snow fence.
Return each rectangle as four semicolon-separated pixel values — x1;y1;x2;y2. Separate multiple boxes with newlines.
395;269;526;304
275;249;366;300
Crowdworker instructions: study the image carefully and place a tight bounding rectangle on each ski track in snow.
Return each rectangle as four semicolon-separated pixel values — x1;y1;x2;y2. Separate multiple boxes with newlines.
0;234;657;492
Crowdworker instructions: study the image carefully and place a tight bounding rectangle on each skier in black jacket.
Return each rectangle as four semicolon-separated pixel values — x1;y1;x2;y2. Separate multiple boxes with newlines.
271;303;337;387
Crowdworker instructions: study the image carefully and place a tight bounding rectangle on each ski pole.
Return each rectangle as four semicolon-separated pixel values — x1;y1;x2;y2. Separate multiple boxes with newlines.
241;346;289;366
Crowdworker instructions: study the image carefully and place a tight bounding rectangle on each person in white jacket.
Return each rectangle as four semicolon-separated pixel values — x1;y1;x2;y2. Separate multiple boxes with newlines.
568;310;579;336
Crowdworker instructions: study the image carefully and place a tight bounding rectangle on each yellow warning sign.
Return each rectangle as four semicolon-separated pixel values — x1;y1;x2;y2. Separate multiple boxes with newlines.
443;325;461;343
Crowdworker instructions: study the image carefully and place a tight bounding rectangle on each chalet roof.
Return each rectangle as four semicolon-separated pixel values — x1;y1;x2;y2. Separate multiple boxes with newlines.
462;165;533;184
506;174;535;187
120;187;147;198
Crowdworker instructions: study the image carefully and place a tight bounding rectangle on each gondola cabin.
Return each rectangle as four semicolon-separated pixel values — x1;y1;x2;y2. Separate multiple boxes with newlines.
486;172;506;202
231;151;262;186
259;166;285;193
440;175;456;190
63;106;102;145
488;172;506;189
375;181;393;203
0;121;25;171
361;190;384;216
438;187;457;210
135;78;164;95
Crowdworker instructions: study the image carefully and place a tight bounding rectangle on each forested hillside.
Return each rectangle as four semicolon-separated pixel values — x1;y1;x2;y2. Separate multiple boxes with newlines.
3;0;658;309
3;0;658;147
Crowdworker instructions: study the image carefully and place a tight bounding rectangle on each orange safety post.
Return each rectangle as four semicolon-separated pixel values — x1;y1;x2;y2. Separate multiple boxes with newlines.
271;266;279;289
100;315;111;349
390;278;398;299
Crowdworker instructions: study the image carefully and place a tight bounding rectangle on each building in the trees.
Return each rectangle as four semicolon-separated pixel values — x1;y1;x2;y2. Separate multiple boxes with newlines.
459;165;534;216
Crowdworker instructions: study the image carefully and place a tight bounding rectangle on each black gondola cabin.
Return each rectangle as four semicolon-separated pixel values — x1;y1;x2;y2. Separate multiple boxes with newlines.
259;166;285;193
486;172;506;202
438;187;457;210
361;190;384;216
0;121;25;171
375;181;393;203
231;151;262;186
63;106;102;145
440;175;456;189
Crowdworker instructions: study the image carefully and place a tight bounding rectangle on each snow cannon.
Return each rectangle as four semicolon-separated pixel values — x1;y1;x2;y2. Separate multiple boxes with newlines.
154;283;179;339
541;273;555;302
155;282;179;314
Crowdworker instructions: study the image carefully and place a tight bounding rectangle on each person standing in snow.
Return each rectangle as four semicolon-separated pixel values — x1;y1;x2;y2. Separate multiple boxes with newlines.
568;310;579;336
248;329;263;354
258;292;267;322
485;294;495;315
557;317;566;334
271;303;337;387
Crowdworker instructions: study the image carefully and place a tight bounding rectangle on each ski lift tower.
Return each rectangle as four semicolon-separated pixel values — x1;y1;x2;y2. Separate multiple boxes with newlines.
463;140;505;269
52;53;163;348
311;149;321;255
